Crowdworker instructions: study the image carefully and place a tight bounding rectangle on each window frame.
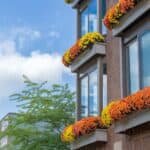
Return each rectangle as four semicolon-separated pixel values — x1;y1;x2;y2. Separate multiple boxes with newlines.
124;28;150;95
138;30;150;88
79;64;97;118
77;57;107;120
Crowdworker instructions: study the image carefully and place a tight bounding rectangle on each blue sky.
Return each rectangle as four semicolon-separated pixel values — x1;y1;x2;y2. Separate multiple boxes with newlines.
0;0;76;119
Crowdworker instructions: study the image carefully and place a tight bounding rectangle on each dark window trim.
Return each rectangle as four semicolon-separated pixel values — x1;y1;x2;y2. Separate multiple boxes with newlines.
79;64;97;79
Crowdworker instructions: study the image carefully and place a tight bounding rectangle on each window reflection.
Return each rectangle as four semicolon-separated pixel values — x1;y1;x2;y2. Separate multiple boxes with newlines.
128;40;140;93
81;0;97;36
80;0;106;36
88;0;97;33
103;64;107;108
89;69;98;116
81;76;88;118
141;31;150;87
102;0;107;34
81;7;89;36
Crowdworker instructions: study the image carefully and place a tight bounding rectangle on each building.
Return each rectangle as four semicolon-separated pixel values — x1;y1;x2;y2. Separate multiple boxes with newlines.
62;0;150;150
0;113;16;150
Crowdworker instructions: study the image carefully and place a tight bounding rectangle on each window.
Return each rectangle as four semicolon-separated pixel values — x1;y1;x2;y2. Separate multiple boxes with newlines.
79;61;107;119
140;31;150;87
102;64;107;108
81;0;97;36
80;0;106;36
128;40;140;93
81;76;88;118
127;30;150;94
80;68;98;118
89;69;98;116
101;0;107;34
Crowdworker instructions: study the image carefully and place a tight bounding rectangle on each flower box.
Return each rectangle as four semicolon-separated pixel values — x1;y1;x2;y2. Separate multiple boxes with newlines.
114;109;150;134
70;129;107;150
112;0;150;36
70;43;106;72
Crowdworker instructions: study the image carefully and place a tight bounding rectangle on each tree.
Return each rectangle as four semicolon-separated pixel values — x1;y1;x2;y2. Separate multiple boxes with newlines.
0;76;75;150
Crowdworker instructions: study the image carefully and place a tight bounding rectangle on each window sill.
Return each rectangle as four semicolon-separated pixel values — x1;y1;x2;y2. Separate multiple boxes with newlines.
114;109;150;134
112;0;150;36
71;129;107;150
70;43;106;72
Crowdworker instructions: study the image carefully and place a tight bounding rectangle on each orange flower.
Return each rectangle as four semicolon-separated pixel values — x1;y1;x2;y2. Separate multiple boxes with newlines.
62;32;104;67
73;117;104;137
109;87;150;121
103;0;136;30
69;41;81;60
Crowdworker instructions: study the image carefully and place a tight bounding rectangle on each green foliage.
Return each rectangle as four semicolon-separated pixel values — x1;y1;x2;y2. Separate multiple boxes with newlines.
0;76;75;150
64;0;74;4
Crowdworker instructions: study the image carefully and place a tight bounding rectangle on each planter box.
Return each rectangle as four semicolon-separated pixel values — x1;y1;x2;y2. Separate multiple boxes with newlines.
70;43;106;72
112;0;150;36
71;129;107;150
114;109;150;134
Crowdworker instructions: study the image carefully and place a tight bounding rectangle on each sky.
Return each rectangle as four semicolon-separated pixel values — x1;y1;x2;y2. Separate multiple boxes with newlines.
0;0;76;119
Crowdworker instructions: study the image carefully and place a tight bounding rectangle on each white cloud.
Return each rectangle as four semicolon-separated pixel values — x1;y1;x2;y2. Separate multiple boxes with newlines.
11;27;41;40
0;40;71;103
0;40;16;55
48;31;60;38
0;27;42;50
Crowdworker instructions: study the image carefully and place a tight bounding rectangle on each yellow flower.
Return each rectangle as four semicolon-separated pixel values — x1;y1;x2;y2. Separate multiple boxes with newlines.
61;125;75;142
63;49;72;64
79;32;104;51
101;101;115;127
62;32;104;67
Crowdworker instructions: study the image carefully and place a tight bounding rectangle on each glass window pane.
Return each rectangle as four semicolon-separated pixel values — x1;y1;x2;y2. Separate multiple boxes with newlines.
102;0;107;34
128;40;140;93
89;69;98;116
103;75;107;108
81;7;88;36
141;31;150;87
81;0;97;36
103;64;107;108
81;76;88;118
102;22;107;35
88;0;97;33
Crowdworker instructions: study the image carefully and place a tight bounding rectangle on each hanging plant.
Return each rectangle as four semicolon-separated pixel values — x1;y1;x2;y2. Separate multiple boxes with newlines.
62;32;104;67
103;0;136;30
